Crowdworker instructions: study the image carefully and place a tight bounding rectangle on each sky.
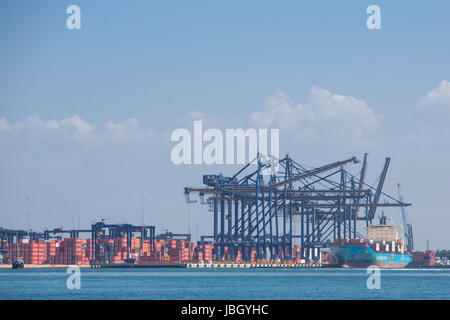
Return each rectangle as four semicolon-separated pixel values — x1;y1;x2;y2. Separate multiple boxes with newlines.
1;1;449;250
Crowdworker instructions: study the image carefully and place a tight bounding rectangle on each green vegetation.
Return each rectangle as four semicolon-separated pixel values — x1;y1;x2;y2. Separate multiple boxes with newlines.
435;250;450;259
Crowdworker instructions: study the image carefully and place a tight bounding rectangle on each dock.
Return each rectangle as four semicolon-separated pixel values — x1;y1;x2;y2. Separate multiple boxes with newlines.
0;264;91;269
90;263;186;269
187;263;321;268
88;262;322;269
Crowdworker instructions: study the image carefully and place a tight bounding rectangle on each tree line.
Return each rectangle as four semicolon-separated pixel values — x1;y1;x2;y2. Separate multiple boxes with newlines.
435;249;450;259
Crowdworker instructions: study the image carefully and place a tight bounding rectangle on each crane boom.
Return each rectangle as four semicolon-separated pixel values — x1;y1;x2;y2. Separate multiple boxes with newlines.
368;157;390;219
353;153;368;215
265;157;359;191
397;183;414;252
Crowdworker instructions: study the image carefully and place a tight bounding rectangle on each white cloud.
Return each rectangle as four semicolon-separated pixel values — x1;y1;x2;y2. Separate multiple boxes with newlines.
250;91;303;130
105;118;153;142
419;80;450;109
250;87;382;143
172;109;244;131
13;115;62;132
2;85;382;148
60;115;95;134
0;115;95;134
186;111;207;120
0;115;158;144
0;118;11;131
416;80;450;130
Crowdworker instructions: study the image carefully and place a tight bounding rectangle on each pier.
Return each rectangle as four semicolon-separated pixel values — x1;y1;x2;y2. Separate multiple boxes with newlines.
88;262;322;269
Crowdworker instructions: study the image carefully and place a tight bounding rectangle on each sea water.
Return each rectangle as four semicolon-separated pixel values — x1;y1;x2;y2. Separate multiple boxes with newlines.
0;268;449;300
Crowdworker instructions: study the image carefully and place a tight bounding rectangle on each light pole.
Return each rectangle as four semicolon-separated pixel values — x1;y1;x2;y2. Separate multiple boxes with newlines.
141;192;145;226
141;192;146;251
196;213;200;244
25;196;31;233
76;201;80;230
186;199;197;262
121;203;127;223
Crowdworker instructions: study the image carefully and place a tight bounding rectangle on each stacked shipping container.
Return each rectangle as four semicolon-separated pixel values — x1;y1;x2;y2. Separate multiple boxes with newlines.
3;238;307;265
412;250;436;266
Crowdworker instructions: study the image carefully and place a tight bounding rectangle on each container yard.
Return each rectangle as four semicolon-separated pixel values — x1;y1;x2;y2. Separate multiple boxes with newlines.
2;237;196;266
0;153;442;268
0;229;310;267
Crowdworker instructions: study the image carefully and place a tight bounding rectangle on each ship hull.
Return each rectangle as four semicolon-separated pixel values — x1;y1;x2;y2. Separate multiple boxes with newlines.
331;245;412;269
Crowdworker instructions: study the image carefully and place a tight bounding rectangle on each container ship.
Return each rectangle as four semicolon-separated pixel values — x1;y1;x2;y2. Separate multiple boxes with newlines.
330;215;412;268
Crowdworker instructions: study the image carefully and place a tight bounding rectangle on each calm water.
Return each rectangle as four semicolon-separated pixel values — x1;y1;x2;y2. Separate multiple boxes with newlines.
0;268;449;300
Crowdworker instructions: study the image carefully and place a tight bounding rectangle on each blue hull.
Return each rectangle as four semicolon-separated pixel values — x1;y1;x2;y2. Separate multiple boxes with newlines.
330;245;412;268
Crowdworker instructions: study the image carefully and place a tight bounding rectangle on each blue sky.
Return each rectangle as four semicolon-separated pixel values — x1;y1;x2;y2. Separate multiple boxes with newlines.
1;1;450;249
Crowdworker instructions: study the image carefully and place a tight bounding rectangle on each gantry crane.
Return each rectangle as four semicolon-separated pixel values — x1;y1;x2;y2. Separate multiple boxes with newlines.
184;153;411;262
